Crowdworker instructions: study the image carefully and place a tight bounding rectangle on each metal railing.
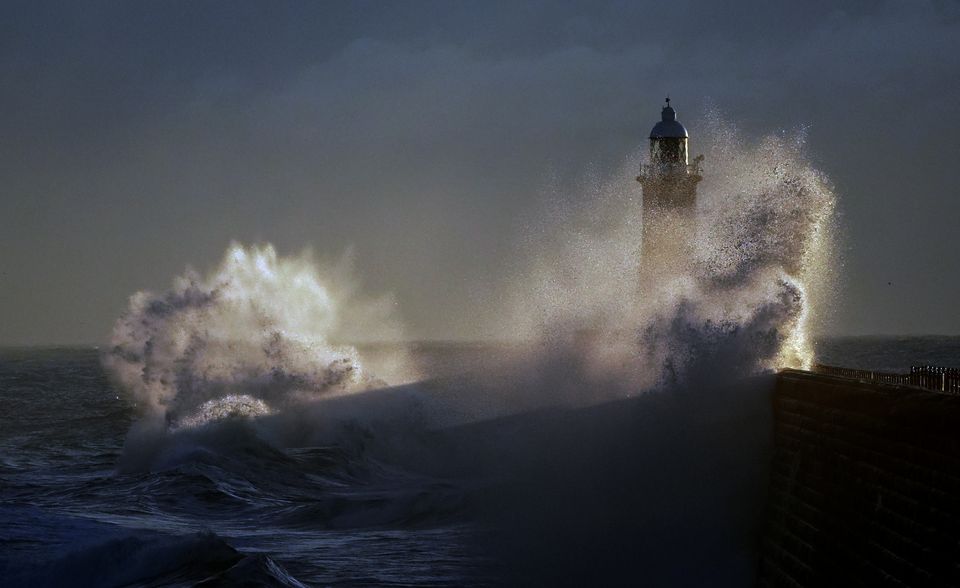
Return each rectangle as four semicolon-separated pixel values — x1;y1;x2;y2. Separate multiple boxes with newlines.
811;364;960;394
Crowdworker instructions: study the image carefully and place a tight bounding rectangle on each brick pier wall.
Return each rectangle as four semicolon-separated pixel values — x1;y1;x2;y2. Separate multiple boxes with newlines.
758;369;960;586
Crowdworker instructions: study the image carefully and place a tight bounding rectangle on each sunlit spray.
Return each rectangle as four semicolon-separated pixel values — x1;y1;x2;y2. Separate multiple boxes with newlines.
506;110;834;392
104;242;415;433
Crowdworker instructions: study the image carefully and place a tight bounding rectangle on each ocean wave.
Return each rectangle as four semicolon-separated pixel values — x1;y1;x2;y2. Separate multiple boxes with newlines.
0;506;306;588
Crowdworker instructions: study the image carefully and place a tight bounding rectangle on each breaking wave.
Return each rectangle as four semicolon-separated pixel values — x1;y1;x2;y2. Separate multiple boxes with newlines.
506;112;834;392
104;243;414;439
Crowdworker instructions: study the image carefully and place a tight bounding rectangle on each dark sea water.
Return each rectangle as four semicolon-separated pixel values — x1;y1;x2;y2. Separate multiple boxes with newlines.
814;336;960;372
1;338;958;587
0;346;488;587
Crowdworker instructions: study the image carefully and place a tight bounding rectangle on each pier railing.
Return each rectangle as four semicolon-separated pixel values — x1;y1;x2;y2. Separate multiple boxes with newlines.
812;364;960;394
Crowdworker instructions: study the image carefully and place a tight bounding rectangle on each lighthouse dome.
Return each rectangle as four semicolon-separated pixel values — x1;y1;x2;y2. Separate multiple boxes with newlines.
649;102;689;139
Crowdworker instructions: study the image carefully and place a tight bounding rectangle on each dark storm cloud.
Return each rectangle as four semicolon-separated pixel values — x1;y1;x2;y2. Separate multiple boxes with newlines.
0;0;958;343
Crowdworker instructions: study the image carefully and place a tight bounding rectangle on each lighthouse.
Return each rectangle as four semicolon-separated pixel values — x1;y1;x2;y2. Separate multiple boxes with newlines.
636;98;703;285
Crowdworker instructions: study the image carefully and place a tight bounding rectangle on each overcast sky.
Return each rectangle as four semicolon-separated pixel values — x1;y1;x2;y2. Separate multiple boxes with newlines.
1;0;958;344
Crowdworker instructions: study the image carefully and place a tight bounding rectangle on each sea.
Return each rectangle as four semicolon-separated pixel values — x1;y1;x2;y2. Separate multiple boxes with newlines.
1;337;957;587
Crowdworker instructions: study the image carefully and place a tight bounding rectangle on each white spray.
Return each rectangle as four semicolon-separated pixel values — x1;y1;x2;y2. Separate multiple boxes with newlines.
506;112;834;393
104;113;834;441
104;243;413;430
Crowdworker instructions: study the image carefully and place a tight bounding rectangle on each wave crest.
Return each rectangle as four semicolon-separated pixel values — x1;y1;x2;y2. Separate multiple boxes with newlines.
104;243;410;427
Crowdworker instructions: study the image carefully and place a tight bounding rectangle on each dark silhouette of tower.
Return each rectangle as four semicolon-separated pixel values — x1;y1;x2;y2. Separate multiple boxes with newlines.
636;98;703;286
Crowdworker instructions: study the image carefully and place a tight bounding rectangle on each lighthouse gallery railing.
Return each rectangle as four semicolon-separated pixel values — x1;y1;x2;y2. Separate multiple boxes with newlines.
637;159;703;179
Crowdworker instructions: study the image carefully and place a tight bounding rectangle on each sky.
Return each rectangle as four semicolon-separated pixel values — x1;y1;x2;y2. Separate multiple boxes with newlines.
1;0;959;344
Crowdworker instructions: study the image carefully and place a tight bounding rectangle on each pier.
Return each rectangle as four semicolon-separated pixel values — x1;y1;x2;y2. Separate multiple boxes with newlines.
758;366;960;586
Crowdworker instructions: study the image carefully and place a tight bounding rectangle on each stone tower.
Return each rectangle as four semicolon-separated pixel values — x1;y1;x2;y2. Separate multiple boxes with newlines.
636;98;702;286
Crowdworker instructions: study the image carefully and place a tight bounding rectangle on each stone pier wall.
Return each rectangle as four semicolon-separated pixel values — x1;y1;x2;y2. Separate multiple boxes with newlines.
758;369;960;586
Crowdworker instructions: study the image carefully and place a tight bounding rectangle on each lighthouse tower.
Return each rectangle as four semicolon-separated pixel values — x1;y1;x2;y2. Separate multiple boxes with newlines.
636;98;702;285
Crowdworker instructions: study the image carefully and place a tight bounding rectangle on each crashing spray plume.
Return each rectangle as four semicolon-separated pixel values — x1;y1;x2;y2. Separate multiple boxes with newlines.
690;114;834;371
507;111;834;391
104;243;413;430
